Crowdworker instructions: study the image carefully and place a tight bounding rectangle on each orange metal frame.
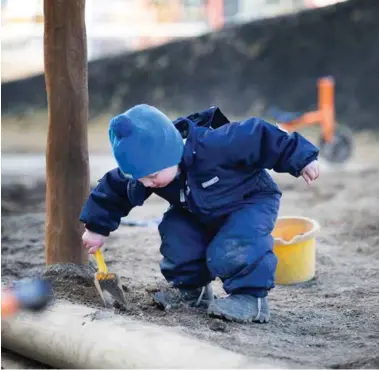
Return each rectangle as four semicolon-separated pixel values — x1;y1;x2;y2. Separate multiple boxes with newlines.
279;77;336;143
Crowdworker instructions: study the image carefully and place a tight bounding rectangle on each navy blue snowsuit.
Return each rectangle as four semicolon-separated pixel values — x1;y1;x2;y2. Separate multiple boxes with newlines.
80;107;319;297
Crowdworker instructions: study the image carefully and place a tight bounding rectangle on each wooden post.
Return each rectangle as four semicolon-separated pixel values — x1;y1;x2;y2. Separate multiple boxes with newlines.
44;0;89;264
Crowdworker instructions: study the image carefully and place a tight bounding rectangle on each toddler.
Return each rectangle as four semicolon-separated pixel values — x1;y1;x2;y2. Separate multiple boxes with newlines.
80;104;319;323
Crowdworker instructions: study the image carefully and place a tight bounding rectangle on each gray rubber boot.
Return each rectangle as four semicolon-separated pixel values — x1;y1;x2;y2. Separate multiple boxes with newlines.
208;294;270;323
153;284;214;310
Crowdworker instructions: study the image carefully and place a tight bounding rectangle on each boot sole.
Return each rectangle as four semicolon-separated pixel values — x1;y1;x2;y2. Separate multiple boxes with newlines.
208;308;270;324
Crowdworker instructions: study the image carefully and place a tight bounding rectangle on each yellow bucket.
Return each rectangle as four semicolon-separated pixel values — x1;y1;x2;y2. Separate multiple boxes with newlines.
272;216;320;285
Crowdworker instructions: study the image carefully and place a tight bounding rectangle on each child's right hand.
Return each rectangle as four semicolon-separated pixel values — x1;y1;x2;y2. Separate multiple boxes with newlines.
82;229;105;254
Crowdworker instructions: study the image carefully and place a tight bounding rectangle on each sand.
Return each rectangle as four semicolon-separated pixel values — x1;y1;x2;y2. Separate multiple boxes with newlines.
1;133;379;369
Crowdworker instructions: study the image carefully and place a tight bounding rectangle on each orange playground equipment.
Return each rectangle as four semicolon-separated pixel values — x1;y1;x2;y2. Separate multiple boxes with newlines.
269;76;353;163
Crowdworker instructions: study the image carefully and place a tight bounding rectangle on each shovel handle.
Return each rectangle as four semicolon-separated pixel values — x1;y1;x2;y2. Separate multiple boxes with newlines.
94;249;108;274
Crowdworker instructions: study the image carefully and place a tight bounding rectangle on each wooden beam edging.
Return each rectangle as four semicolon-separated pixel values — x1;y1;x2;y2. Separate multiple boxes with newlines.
1;300;288;369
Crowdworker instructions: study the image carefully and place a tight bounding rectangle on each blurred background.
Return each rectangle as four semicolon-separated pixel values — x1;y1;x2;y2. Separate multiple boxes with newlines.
1;0;377;173
1;0;348;82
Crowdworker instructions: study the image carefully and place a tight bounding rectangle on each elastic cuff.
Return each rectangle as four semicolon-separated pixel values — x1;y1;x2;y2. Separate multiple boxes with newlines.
85;223;110;237
291;152;319;177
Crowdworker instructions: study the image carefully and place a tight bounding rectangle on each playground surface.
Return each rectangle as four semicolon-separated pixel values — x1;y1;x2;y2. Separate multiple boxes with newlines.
1;127;378;368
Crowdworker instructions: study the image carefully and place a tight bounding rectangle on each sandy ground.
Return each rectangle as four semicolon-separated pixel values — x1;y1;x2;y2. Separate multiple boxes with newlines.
1;132;379;369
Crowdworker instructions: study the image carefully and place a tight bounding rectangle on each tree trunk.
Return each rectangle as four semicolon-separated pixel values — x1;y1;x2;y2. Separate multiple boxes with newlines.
44;0;89;264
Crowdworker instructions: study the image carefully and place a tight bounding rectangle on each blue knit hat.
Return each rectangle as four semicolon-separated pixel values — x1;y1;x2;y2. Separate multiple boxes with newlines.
108;104;184;179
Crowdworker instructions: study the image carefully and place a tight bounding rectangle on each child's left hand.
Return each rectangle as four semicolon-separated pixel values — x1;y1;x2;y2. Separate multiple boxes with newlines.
300;160;320;185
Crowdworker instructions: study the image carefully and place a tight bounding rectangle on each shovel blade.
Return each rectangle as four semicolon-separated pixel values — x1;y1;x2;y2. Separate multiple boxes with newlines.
94;272;127;306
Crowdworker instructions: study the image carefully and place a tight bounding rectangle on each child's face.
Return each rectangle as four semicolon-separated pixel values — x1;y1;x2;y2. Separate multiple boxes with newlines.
138;165;179;188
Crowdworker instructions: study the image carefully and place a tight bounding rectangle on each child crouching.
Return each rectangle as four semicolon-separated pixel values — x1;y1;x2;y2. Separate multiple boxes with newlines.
80;104;319;323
